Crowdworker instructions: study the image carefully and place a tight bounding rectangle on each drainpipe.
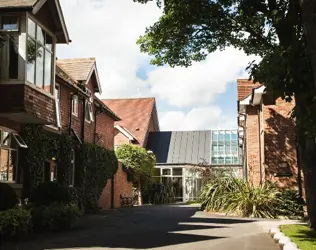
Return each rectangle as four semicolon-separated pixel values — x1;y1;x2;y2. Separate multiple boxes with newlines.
111;176;114;209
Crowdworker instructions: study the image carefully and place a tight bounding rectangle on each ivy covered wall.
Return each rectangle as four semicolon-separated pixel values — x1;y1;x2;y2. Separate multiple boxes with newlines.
20;125;118;212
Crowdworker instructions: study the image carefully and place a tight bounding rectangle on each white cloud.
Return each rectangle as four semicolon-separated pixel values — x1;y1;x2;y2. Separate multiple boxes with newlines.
159;106;237;131
58;0;161;98
147;47;258;107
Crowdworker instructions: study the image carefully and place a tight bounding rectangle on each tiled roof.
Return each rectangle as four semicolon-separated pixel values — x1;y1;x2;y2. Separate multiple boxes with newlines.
94;96;120;121
103;98;156;146
237;79;262;101
0;0;37;8
57;58;96;81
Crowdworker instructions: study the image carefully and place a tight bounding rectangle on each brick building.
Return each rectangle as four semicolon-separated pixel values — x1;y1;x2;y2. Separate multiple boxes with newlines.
237;79;301;190
0;0;70;194
103;98;160;148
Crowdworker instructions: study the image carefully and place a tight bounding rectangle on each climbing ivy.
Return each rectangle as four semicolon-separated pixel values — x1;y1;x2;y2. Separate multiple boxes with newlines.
20;125;74;198
75;143;117;212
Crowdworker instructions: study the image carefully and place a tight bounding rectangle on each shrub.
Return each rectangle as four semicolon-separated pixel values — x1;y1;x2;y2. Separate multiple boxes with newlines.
151;182;176;204
0;183;17;211
31;182;71;206
0;207;32;239
32;202;79;231
275;189;304;218
199;176;304;218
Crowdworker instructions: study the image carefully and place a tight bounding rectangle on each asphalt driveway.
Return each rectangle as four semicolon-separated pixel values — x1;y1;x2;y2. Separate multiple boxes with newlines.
3;204;278;250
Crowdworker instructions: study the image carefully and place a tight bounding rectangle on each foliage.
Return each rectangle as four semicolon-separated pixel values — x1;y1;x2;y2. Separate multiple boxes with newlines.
275;189;305;218
281;224;316;250
75;143;118;212
0;183;17;211
20;125;74;197
115;144;156;181
30;182;71;206
199;176;304;218
0;207;32;239
151;182;176;204
32;202;79;231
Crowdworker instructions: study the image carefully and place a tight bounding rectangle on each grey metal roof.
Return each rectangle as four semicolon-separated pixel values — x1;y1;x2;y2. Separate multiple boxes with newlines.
146;131;211;165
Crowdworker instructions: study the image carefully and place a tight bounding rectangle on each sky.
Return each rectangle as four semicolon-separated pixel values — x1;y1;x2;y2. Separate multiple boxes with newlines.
57;0;257;131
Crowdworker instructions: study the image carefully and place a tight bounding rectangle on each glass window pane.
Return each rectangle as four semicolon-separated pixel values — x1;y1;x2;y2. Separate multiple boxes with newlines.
162;169;171;176
1;16;18;31
212;132;218;141
219;133;225;141
211;157;218;164
45;33;53;51
225;146;230;154
10;150;17;182
225;157;232;164
35;46;44;88
173;168;182;176
26;38;36;83
225;133;230;141
212;146;218;152
218;157;224;164
28;18;36;38
231;133;237;140
44;50;52;93
0;149;9;181
233;157;239;164
36;25;45;44
9;37;19;79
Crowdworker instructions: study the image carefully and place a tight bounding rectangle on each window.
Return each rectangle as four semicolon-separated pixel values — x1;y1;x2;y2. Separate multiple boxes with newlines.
173;168;183;176
72;95;79;117
162;168;171;176
86;89;93;102
26;18;53;94
0;16;19;31
0;129;27;182
85;101;94;122
0;34;19;80
55;84;61;128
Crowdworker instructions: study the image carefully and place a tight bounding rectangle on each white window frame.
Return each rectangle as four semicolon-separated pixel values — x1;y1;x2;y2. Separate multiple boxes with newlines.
72;95;78;117
85;100;94;123
55;84;61;128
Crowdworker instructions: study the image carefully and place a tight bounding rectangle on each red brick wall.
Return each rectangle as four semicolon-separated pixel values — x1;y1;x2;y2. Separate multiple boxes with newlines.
114;131;131;147
237;79;262;101
99;161;133;209
96;112;115;150
246;105;262;185
263;97;298;188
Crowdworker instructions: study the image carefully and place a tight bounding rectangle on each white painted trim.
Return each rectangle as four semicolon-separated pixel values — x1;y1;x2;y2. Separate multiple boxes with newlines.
114;124;137;141
85;63;102;94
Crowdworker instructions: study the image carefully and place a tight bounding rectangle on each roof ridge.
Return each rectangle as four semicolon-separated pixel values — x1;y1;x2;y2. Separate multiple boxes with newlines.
57;57;96;62
103;97;155;101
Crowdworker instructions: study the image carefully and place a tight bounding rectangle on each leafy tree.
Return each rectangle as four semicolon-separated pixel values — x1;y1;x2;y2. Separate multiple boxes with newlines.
115;144;156;204
133;0;316;228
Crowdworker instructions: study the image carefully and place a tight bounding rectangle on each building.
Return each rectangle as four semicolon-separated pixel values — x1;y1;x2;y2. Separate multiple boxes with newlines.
103;98;160;148
237;79;301;190
146;130;242;202
0;0;71;194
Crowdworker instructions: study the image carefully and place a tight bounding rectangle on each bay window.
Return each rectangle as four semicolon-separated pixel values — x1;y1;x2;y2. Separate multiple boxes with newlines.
0;15;20;80
26;17;53;94
0;128;27;183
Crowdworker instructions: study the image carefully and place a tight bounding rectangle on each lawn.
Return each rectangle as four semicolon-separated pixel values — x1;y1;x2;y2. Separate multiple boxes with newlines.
280;224;316;250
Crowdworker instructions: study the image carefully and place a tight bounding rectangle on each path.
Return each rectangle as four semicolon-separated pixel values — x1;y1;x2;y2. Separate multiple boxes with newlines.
3;204;278;250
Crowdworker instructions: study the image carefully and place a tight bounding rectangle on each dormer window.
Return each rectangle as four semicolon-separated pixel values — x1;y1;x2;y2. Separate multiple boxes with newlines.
26;17;54;94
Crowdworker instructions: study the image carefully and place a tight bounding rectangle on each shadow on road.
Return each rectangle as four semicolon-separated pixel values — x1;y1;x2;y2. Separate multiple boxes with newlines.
2;205;256;249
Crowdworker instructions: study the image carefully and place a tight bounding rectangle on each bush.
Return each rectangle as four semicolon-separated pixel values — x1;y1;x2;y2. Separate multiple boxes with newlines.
275;189;305;218
32;202;79;231
31;182;71;206
0;183;17;211
199;176;304;218
151;182;176;204
0;207;32;239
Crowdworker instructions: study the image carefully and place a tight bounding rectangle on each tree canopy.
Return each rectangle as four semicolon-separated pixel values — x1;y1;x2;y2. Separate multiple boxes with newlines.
115;144;156;181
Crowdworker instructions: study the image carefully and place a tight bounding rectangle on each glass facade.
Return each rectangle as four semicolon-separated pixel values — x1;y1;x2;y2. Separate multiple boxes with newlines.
211;130;240;165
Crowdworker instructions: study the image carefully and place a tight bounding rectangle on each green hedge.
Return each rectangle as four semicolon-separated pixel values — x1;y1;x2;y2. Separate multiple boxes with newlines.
0;183;17;211
0;207;32;239
32;202;79;231
75;143;118;212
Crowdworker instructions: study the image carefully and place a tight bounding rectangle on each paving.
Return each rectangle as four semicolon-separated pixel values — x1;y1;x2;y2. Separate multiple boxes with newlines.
3;204;279;250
